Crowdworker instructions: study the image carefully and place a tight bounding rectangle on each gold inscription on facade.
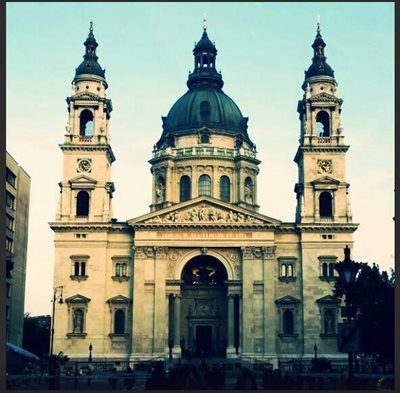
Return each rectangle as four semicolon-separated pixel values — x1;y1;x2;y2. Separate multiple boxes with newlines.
156;231;253;239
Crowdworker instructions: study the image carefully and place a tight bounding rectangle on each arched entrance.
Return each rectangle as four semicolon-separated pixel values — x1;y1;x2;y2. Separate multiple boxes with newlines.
180;255;228;358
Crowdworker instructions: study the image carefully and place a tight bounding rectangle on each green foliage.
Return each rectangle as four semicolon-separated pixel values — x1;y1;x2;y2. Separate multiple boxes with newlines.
22;314;50;358
333;263;394;362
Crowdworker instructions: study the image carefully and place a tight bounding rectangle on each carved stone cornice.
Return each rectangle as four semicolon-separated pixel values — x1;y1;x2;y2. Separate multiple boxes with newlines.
49;222;131;233
296;223;359;232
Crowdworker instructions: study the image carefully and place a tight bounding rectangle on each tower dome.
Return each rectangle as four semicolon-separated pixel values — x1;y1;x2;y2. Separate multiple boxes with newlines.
157;27;253;148
304;23;335;80
73;22;106;84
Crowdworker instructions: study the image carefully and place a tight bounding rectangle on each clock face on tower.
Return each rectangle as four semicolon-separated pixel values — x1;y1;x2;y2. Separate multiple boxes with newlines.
77;159;92;173
317;160;332;174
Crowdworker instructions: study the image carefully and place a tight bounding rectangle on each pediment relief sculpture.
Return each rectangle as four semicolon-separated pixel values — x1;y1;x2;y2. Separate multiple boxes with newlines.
144;204;263;224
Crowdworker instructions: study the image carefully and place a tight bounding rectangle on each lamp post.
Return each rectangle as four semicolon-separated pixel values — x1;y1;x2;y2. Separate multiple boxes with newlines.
88;343;93;363
334;245;362;381
50;285;64;356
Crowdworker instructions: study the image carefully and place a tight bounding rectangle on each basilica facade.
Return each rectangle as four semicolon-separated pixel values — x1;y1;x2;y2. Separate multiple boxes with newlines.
50;22;357;364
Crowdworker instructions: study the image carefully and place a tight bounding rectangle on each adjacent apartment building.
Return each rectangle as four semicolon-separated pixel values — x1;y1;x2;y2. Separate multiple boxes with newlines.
6;151;31;346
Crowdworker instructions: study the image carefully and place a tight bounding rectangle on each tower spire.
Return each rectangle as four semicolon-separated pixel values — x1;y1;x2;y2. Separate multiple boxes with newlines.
304;17;335;80
203;13;208;31
73;21;106;82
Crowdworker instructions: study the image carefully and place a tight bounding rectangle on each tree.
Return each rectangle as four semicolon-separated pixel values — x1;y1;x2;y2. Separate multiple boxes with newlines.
333;263;394;364
23;313;51;358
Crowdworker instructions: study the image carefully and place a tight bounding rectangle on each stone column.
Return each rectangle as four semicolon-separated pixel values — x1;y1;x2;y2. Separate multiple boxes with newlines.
241;247;254;356
226;294;236;357
172;294;181;357
130;247;146;359
262;246;277;360
154;247;168;356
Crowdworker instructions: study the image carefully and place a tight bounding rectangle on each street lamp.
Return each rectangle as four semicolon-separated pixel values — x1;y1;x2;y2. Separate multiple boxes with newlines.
334;245;362;381
88;343;93;363
50;285;64;356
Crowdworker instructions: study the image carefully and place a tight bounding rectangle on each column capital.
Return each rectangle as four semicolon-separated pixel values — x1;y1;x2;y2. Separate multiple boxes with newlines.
154;246;168;258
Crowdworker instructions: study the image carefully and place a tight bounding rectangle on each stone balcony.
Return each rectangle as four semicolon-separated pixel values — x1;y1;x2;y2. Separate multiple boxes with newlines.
152;146;258;160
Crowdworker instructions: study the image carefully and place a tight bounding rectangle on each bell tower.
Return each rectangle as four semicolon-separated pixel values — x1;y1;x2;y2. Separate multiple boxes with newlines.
294;22;352;224
56;22;115;222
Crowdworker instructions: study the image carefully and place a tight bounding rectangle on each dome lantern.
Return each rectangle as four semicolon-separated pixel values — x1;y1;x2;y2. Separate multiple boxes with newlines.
187;25;224;90
73;22;106;82
304;21;335;80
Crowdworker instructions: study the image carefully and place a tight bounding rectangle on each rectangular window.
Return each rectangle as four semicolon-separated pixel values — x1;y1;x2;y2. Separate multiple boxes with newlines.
6;237;13;252
6;168;16;187
6;192;15;209
6;215;14;231
73;261;87;276
6;283;11;298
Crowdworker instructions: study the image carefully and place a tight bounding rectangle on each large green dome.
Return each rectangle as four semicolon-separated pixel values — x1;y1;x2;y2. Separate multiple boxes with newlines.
157;29;253;148
159;87;251;144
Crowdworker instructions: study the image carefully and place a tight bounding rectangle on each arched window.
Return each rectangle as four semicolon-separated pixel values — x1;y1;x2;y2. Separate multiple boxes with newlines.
76;191;89;216
114;309;125;334
115;263;121;277
282;309;294;334
316;111;330;137
319;192;333;217
328;263;335;277
220;176;230;202
244;177;253;203
322;263;328;277
80;110;94;136
199;175;211;196
324;309;335;334
280;264;287;277
180;176;191;202
121;263;127;277
287;264;293;277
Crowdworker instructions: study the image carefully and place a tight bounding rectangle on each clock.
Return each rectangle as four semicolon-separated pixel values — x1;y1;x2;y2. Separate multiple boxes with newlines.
317;160;332;174
77;159;92;173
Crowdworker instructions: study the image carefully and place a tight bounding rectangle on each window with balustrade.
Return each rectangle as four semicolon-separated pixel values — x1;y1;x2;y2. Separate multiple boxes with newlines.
316;110;330;137
80;109;94;136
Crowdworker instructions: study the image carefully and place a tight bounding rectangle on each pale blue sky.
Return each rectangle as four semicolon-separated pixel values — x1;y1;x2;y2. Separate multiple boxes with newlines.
6;2;394;315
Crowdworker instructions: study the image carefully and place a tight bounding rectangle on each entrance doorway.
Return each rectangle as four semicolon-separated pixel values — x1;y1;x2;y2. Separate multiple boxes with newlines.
196;325;212;357
177;255;230;358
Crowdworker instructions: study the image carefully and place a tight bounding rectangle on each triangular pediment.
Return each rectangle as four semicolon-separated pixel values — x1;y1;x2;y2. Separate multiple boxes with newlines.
128;196;281;227
311;176;340;185
65;294;91;304
69;174;97;185
107;295;131;304
73;91;102;101
275;295;301;305
309;92;342;103
316;295;340;305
